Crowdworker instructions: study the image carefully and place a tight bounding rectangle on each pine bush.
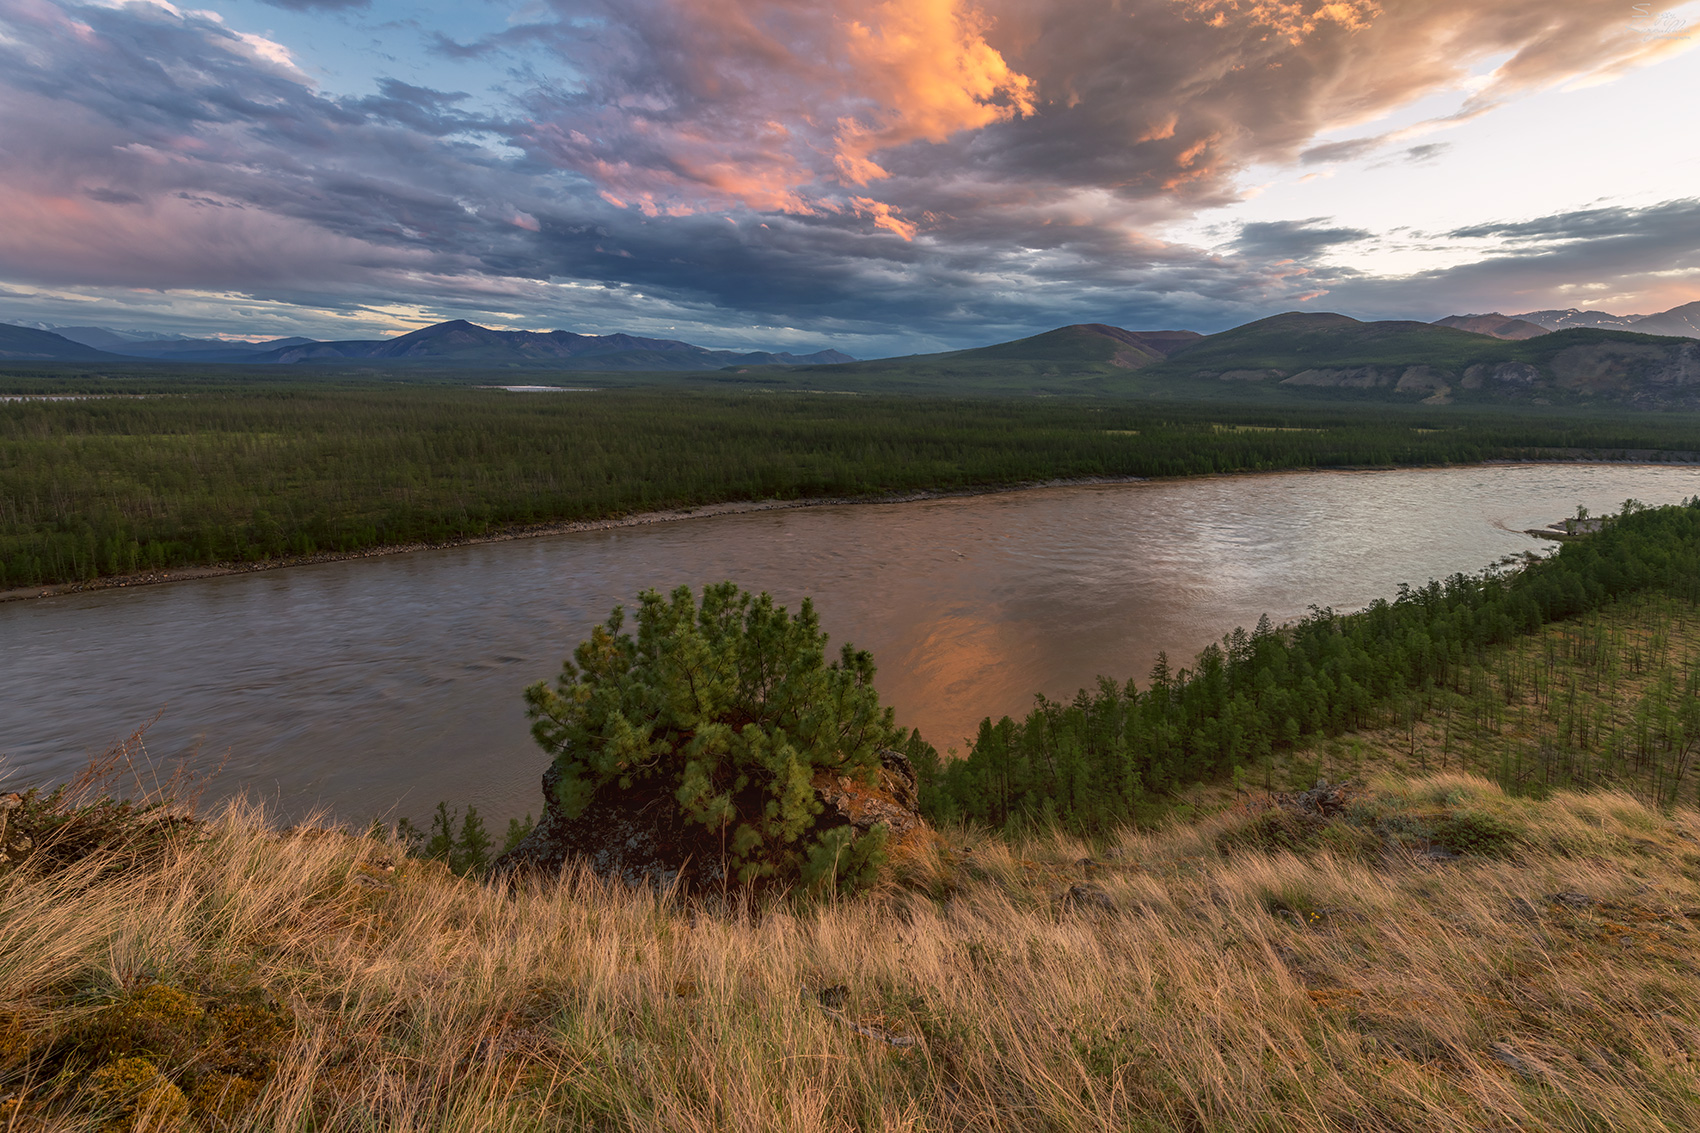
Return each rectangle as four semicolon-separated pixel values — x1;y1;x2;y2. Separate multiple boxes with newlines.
524;582;902;888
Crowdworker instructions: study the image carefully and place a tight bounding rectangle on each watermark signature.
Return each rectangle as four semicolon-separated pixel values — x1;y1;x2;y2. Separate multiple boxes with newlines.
1631;3;1692;41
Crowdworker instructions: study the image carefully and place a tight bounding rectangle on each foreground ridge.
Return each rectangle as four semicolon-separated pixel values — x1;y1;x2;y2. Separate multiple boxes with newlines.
3;772;1699;1130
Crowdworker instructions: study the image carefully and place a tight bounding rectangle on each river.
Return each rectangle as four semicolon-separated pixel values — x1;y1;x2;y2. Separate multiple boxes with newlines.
2;463;1696;825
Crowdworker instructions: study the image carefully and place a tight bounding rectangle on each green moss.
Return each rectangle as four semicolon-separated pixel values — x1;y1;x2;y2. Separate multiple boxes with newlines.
0;1010;31;1072
83;1056;189;1132
204;998;292;1081
94;984;206;1063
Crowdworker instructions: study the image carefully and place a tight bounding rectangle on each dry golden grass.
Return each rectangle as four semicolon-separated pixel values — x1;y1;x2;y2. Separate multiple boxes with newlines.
4;773;1700;1132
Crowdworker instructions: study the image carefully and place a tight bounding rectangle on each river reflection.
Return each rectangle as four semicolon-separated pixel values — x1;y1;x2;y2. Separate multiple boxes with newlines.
2;463;1696;823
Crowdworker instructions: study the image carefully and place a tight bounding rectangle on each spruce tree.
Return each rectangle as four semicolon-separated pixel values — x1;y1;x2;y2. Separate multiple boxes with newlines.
454;806;493;875
425;802;456;864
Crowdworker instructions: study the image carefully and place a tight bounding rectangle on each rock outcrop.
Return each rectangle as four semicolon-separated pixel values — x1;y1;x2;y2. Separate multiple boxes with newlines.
1281;366;1394;388
493;749;929;889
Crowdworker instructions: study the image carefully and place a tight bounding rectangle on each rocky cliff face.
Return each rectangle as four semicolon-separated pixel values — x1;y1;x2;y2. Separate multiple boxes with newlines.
493;749;929;890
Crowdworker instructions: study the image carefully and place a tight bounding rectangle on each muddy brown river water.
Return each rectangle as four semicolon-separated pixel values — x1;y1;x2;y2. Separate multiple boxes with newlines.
3;463;1697;824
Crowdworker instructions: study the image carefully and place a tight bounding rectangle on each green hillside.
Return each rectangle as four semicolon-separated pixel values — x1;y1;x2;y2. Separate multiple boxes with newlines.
1105;316;1700;409
737;323;1202;393
722;313;1700;406
1144;313;1687;375
1154;312;1499;372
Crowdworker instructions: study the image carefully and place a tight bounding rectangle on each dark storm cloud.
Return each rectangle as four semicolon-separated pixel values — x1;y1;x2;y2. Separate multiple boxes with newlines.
1447;199;1700;245
1325;199;1700;319
1233;219;1373;262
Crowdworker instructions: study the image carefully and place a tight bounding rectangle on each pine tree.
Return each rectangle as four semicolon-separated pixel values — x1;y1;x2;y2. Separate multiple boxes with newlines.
454;806;493;876
394;816;425;856
502;814;534;854
425;802;456;864
524;581;904;889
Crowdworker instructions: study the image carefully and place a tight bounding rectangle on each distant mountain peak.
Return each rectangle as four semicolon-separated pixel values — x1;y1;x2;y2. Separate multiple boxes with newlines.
1433;314;1549;340
1510;308;1644;332
1627;301;1700;339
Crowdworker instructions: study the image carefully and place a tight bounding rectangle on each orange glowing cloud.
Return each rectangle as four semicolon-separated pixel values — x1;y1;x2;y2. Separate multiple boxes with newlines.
851;196;919;239
1176;0;1381;44
519;0;1031;223
834;0;1036;184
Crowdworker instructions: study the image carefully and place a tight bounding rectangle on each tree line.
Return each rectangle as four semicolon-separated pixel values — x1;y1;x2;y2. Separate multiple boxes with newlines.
915;499;1700;830
5;380;1699;588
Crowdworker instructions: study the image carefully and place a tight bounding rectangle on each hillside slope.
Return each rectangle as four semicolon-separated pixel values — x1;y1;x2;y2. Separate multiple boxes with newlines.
7;504;1700;1129
1631;300;1700;338
1118;313;1700;408
744;323;1205;392
4;766;1697;1132
0;324;128;362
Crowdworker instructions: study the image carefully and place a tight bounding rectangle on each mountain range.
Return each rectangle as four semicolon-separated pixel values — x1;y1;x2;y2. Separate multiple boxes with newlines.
1449;302;1700;338
39;325;316;361
247;320;855;368
5;303;1700;408
0;319;854;369
765;310;1700;409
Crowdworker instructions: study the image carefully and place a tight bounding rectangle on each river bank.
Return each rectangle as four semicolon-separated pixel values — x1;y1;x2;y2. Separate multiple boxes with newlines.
9;452;1698;604
4;476;1163;602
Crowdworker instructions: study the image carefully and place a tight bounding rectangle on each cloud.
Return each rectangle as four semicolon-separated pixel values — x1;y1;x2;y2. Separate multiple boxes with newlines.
257;0;370;10
1301;139;1381;165
83;186;144;205
501;0;1036;219
1323;198;1700;319
426;32;494;61
1446;199;1700;245
1234;218;1372;261
0;0;1693;352
1398;143;1450;165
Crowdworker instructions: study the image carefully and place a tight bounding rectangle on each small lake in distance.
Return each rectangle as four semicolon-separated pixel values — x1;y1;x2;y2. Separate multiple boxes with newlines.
3;463;1696;825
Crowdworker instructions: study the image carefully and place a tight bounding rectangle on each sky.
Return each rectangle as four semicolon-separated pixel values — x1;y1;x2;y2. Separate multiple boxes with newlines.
0;0;1697;357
